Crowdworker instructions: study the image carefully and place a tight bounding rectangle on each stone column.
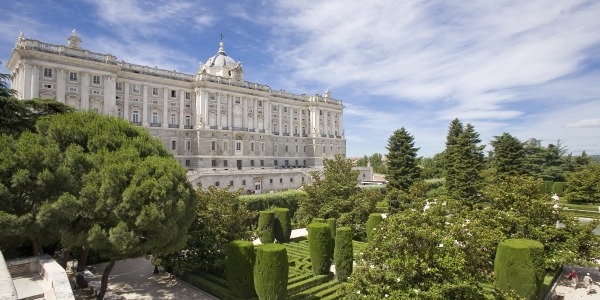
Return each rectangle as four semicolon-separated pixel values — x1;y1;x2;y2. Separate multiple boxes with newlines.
81;73;90;110
56;69;66;103
289;105;294;135
253;99;258;131
179;90;185;129
194;88;202;129
242;97;247;130
22;64;32;99
310;107;318;137
278;105;282;134
31;66;39;99
123;82;130;120
228;94;233;130
103;75;116;115
142;85;149;126
162;88;169;128
216;93;222;128
265;100;271;133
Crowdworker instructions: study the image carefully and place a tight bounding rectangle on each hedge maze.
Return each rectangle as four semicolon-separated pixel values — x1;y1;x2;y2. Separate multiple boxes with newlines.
185;237;366;300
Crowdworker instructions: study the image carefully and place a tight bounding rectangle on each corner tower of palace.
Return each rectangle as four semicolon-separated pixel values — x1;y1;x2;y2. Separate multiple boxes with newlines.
6;30;363;193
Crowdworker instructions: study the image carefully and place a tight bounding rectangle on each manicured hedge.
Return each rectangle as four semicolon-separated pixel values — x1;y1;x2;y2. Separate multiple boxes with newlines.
494;238;544;300
334;227;353;281
258;211;275;244
311;217;326;224
227;240;256;298
254;244;289;300
307;223;333;275
327;218;336;239
366;213;383;242
239;190;305;217
273;207;292;243
553;182;566;196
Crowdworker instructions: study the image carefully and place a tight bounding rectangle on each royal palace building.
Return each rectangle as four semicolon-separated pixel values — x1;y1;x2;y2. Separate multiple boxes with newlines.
6;30;366;193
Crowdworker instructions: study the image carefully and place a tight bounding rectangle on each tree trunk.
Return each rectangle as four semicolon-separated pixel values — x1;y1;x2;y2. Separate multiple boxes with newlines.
96;258;116;300
31;238;43;256
153;265;159;274
76;247;89;288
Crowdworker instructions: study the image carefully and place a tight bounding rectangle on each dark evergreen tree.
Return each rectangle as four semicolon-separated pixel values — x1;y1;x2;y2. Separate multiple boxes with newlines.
385;127;420;192
490;133;526;176
443;119;463;197
445;122;485;204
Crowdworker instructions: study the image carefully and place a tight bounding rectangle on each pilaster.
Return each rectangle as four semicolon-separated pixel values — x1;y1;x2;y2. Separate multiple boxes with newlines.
56;69;66;102
124;82;130;121
162;88;169;128
31;66;39;99
23;64;32;99
179;90;185;129
81;73;90;110
103;75;116;115
142;85;148;126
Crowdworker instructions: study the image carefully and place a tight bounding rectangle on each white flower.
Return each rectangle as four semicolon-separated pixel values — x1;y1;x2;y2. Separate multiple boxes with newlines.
438;243;444;248
396;277;401;283
357;290;361;294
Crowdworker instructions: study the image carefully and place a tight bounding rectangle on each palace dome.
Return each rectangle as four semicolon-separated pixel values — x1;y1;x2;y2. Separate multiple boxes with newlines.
200;40;238;76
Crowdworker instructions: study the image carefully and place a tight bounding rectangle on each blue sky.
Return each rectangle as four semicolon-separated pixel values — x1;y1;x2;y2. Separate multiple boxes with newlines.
2;0;599;157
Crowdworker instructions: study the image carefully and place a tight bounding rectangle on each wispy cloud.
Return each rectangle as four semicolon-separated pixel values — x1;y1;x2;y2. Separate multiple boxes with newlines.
566;119;600;128
257;0;600;156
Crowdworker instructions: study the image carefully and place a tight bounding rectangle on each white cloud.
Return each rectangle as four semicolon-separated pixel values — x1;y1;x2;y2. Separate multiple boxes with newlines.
259;0;600;155
566;119;600;128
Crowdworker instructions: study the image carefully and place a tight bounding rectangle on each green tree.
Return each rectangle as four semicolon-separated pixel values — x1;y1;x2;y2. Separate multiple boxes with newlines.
445;122;485;204
27;112;197;299
0;133;77;255
0;62;17;97
369;153;386;174
420;152;444;179
0;98;73;137
489;132;527;176
160;186;256;276
356;155;369;167
564;163;600;203
297;154;359;224
385;128;420;192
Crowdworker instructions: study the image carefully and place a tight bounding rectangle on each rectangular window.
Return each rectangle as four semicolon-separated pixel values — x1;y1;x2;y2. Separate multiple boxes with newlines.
116;82;123;91
171;140;177;150
260;160;264;167
152;87;159;96
235;97;240;104
42;83;53;89
230;181;234;186
132;111;139;123
251;143;255;151
236;142;241;151
185;159;191;167
274;160;278;166
69;72;78;82
68;87;78;92
270;179;273;184
185;92;191;100
250;160;255;167
132;84;140;94
171;90;177;98
186;140;191;151
212;160;217;167
92;75;101;85
285;145;289;152
185;116;191;126
224;160;228;167
43;68;53;78
117;108;123;118
132;97;140;102
92;90;101;95
212;141;216;151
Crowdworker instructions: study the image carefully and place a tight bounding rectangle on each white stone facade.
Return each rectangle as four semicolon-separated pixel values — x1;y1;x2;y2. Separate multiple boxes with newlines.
6;31;350;193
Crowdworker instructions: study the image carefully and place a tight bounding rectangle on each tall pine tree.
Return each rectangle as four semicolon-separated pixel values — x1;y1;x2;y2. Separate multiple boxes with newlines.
444;121;485;204
490;133;526;176
386;127;420;192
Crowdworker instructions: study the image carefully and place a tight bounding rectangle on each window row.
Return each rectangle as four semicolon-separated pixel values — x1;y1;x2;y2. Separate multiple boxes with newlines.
42;68;103;85
115;83;191;100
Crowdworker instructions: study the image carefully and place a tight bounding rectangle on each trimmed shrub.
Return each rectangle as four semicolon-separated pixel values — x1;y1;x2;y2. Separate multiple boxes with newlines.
334;227;353;281
327;218;337;239
239;190;305;216
311;217;326;223
273;207;292;243
543;181;554;194
307;223;333;275
366;213;383;242
226;240;256;298
494;238;544;300
552;182;566;196
254;244;288;300
258;211;275;244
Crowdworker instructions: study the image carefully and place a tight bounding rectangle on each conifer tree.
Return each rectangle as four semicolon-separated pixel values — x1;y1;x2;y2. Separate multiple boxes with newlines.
385;127;420;192
444;121;485;204
490;133;526;176
443;118;463;196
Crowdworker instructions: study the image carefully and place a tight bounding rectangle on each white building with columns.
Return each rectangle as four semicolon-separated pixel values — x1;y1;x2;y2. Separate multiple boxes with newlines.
6;30;361;193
